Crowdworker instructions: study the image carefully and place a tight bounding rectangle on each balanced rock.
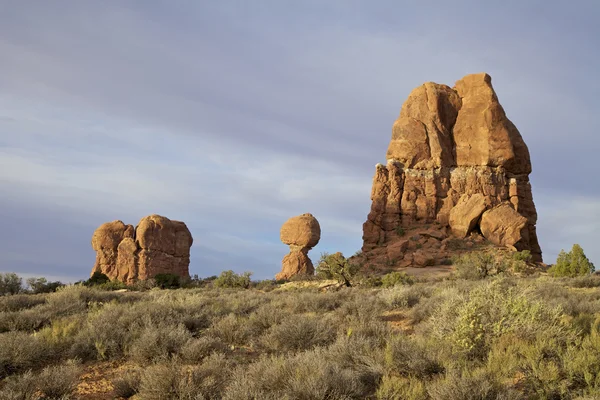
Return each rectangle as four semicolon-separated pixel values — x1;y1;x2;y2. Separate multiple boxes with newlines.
276;213;321;280
91;214;193;284
362;73;542;266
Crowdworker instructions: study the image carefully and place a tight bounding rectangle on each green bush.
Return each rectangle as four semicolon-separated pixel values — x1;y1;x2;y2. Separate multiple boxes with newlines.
549;244;595;277
214;270;252;289
0;273;23;296
85;272;110;286
26;277;64;294
381;271;414;287
316;252;360;286
154;273;181;289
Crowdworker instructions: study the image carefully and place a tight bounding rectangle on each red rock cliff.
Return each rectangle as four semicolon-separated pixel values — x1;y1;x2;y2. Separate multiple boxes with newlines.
362;73;542;263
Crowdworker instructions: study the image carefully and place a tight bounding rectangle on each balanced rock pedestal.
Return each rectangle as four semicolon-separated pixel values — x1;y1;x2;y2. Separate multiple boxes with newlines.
362;73;542;268
276;213;321;280
91;214;193;284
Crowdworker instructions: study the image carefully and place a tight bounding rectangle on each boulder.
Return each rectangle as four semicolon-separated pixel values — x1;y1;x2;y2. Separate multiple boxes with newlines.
449;194;487;238
276;213;321;280
280;213;321;250
480;203;529;249
90;214;193;284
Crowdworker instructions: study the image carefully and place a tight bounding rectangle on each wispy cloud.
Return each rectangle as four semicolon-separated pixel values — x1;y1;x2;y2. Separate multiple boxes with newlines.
0;1;599;280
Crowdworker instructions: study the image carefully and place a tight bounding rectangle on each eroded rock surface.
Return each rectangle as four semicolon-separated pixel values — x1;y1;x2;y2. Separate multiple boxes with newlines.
91;214;193;284
362;73;542;267
276;213;321;280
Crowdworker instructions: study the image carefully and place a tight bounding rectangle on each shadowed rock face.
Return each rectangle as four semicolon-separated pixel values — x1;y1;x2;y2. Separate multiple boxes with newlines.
91;214;193;284
276;213;321;280
362;73;542;265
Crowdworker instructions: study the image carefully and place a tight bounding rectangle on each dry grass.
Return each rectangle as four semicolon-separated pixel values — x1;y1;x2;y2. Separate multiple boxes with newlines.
1;273;600;399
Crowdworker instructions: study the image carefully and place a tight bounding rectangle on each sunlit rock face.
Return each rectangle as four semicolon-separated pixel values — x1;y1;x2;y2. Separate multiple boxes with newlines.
362;73;542;266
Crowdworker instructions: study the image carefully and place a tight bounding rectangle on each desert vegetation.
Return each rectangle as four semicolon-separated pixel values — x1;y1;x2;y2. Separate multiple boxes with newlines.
0;247;599;399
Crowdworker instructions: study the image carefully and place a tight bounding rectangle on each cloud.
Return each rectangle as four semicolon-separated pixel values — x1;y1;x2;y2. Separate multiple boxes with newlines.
0;1;598;281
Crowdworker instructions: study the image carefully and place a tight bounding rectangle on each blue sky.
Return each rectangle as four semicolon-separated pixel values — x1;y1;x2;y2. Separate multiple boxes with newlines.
1;1;599;282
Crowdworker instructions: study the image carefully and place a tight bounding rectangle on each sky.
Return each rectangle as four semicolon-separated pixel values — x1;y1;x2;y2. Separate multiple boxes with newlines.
1;1;599;282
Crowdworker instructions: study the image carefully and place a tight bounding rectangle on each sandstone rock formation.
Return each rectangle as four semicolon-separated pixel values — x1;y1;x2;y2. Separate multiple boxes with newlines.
91;214;193;284
276;213;321;280
362;73;542;267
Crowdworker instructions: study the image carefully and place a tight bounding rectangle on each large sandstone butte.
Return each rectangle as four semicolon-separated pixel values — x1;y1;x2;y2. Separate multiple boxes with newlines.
91;214;193;284
362;73;542;268
276;213;321;280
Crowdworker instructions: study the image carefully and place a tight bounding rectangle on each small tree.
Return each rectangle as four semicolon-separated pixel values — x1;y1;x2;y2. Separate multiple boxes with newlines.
26;277;64;294
85;272;110;286
154;273;181;289
549;244;595;277
214;270;252;289
0;273;23;295
316;252;360;287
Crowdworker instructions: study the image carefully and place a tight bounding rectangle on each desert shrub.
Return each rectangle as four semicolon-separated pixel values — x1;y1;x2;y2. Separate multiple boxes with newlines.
0;294;46;312
549;244;595;277
379;285;430;309
245;303;288;338
0;306;53;333
384;335;444;378
138;354;233;400
73;300;183;361
531;280;600;317
26;277;64;294
427;280;571;359
427;368;522;400
214;270;252;289
180;336;227;364
208;313;253;346
376;375;427;400
316;252;361;286
381;271;414;287
85;271;110;286
154;273;181;289
182;353;233;399
487;334;569;399
453;251;509;280
261;314;337;353
326;335;385;392
0;370;37;400
128;321;192;363
0;273;23;296
251;279;279;291
38;316;85;352
569;275;600;288
112;369;141;398
36;362;80;399
0;332;54;378
224;347;377;400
